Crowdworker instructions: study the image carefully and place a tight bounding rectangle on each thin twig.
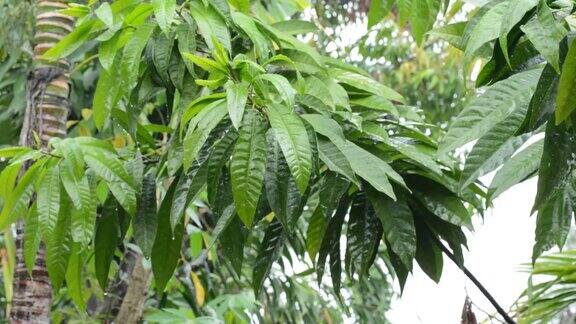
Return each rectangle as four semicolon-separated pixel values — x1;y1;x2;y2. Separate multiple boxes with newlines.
433;237;516;324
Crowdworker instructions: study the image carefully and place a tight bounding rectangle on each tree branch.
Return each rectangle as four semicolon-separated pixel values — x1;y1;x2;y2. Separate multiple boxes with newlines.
434;238;516;324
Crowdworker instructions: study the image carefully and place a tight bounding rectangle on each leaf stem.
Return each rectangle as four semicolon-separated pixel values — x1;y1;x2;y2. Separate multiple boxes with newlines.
434;237;516;324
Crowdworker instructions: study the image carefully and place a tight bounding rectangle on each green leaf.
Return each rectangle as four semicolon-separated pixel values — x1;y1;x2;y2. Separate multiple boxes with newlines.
306;208;325;264
339;141;401;200
409;176;473;229
368;0;393;28
24;203;41;275
93;66;122;130
271;20;317;35
121;22;156;91
220;213;246;275
182;100;228;170
556;38;576;124
464;1;508;56
46;194;72;291
134;171;158;258
254;74;296;107
266;104;312;193
334;70;404;103
182;53;227;74
153;0;176;34
0;159;45;231
410;0;438;46
190;0;231;52
38;167;61;238
520;1;566;73
95;2;114;27
532;189;572;261
499;0;538;65
152;177;184;292
208;204;236;249
521;64;559;132
488;139;544;200
61;163;96;247
439;68;542;155
0;146;30;158
83;150;137;190
252;220;285;296
42;20;96;59
367;188;416;270
264;131;303;230
317;195;348;283
415;220;443;283
206;130;238;207
94;195;120;290
231;110;267;227
231;12;269;59
317;138;359;186
533;119;576;212
301;114;346;142
460;103;531;188
226;81;249;129
65;245;86;309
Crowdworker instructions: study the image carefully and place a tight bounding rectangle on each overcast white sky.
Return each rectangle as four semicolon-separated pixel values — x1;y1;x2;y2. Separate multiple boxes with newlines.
388;176;538;323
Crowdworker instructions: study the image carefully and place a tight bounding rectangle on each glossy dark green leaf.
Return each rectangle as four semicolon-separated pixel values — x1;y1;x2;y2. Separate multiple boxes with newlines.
498;0;538;64
414;220;443;283
317;138;359;186
385;239;409;292
533;189;572;261
134;170;158;258
265;130;303;230
556;37;576;124
488;139;544;201
367;187;416;270
533;119;576;212
520;64;559;132
520;1;566;73
46;193;72;291
461;101;531;188
253;220;285;295
305;208;325;264
94;195;120;290
317;195;348;283
206;130;238;207
121;22;155;91
220;214;246;275
152;176;184;292
440;68;541;155
231;110;267;227
152;31;175;85
408;176;472;229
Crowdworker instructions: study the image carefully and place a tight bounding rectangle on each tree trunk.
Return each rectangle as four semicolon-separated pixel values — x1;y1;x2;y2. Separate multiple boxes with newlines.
114;254;152;324
10;1;73;322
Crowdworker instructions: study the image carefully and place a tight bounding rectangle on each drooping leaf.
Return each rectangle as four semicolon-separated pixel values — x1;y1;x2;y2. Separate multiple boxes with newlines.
252;220;285;295
520;1;566;73
533;119;576;212
499;0;538;64
94;195;120;290
334;70;404;103
532;189;572;261
461;102;531;188
317;138;359;186
440;68;541;155
317;195;348;283
264;130;303;230
189;0;231;52
464;1;508;56
152;177;184;292
134;170;158;258
46;194;72;291
230;110;267;227
414;219;443;283
37;167;61;238
367;187;416;270
488;139;544;201
121;22;156;91
368;0;393;28
226;81;249;130
306;208;326;264
266;104;312;193
24;203;41;275
556;37;576;124
255;75;296;106
153;0;177;34
65;244;86;310
520;64;559;132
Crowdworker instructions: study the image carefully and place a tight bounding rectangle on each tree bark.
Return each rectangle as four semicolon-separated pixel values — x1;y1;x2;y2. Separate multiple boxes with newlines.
10;1;73;322
114;254;152;324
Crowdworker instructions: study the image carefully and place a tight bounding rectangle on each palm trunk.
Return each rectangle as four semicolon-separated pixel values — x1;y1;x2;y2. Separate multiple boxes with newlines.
10;1;73;322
